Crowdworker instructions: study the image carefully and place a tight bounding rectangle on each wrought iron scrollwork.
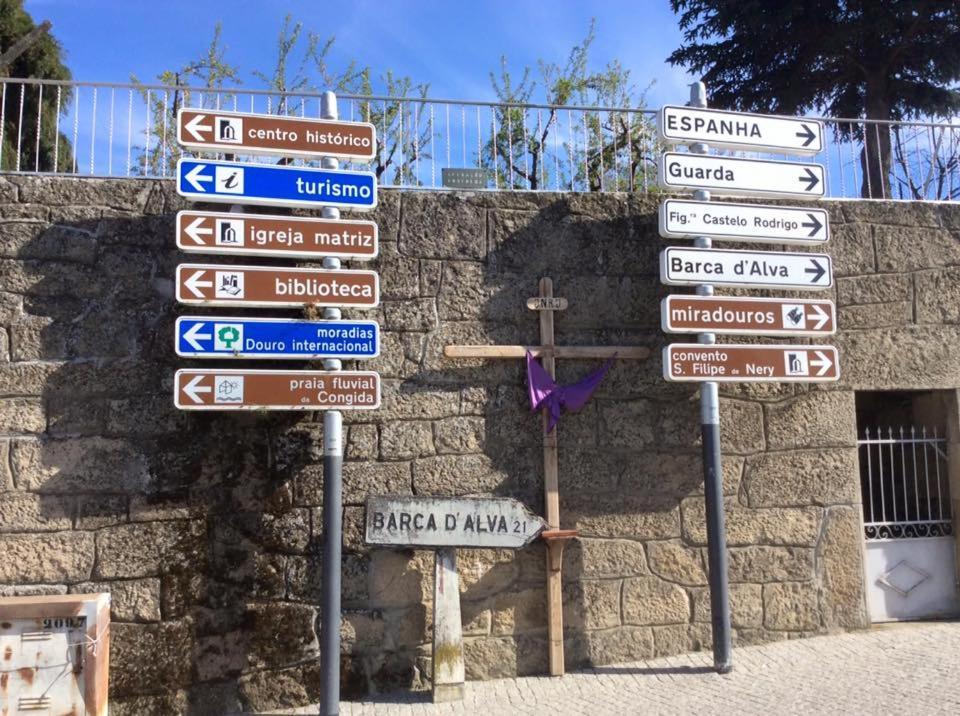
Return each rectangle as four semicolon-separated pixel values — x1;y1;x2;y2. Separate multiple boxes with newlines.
864;521;953;541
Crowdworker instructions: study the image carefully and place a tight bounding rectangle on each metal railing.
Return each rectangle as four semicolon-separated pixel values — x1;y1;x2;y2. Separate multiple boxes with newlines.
2;77;960;200
859;426;953;541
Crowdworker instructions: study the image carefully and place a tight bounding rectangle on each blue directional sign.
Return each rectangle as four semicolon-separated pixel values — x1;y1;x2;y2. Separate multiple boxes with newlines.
176;158;377;210
175;317;379;359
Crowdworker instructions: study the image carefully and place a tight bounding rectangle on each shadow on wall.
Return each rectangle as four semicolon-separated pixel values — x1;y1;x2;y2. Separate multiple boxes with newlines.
7;179;714;712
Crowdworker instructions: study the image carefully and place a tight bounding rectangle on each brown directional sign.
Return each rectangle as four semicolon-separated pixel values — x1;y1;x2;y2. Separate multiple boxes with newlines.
176;210;378;260
176;263;379;308
174;369;380;410
663;344;839;382
177;108;376;160
662;295;836;336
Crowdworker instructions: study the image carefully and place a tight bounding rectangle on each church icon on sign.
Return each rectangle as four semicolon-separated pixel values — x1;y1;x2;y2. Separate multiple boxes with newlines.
216;117;243;144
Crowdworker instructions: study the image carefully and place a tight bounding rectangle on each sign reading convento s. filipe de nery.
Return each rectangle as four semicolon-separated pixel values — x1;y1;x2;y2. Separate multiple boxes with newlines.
658;152;825;198
663;344;839;382
365;496;547;549
176;264;379;308
175;317;379;359
176;158;377;210
177;108;377;160
661;295;835;336
659;200;829;245
660;246;832;290
659;105;824;155
174;369;381;410
176;210;378;260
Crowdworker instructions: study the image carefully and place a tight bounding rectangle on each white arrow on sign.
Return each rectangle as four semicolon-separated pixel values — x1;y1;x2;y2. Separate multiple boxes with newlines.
810;350;834;377
185;164;212;192
659;152;826;198
184;114;212;142
183;270;212;298
659;200;829;245
660;246;833;290
183;322;211;351
658;105;824;155
183;217;212;245
182;375;211;403
808;304;830;331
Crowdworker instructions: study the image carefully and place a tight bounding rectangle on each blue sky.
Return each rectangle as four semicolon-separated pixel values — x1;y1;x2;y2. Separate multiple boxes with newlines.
24;0;696;108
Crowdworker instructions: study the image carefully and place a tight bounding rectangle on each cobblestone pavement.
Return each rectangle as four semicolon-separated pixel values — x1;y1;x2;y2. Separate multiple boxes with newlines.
313;622;960;715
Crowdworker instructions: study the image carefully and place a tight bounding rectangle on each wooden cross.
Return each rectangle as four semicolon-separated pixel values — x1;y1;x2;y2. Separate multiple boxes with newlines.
444;277;651;676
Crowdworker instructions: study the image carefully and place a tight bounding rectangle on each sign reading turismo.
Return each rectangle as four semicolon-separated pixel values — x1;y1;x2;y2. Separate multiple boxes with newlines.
176;158;377;210
177;108;376;160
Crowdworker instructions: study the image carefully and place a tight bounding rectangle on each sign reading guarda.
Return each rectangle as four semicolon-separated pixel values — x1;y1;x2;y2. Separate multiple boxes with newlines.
177;108;376;160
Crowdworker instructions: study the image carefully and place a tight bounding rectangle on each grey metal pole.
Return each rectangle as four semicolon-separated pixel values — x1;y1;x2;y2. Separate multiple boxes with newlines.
319;89;345;715
688;81;732;674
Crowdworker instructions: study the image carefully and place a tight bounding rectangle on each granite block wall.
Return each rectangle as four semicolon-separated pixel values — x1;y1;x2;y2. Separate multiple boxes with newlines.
0;174;958;713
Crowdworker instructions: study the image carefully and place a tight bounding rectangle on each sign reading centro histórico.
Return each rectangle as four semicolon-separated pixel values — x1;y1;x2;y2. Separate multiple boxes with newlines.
663;344;839;382
659;200;829;245
658;152;826;198
176;210;378;260
660;246;832;290
177;108;376;160
175;263;379;308
659;105;823;155
175;317;379;359
176;158;377;210
661;295;836;336
364;496;547;549
174;369;380;410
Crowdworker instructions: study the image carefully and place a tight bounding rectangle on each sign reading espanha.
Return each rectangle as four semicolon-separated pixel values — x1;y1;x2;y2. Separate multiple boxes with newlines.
175;264;380;308
365;496;548;549
175;317;380;359
661;295;836;336
663;344;839;382
659;200;829;245
176;210;378;260
658;152;826;198
659;105;823;155
174;369;381;410
176;158;377;210
177;108;377;160
660;246;833;290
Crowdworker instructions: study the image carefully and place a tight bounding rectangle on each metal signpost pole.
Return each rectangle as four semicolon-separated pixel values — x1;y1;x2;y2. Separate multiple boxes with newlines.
688;81;732;673
319;90;344;716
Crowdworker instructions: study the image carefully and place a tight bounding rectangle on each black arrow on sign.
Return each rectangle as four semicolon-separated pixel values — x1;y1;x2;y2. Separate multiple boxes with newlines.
799;168;820;192
805;258;826;283
801;213;823;237
795;123;817;148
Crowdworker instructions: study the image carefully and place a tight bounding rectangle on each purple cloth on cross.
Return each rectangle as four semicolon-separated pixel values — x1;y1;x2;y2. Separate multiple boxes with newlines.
526;351;615;432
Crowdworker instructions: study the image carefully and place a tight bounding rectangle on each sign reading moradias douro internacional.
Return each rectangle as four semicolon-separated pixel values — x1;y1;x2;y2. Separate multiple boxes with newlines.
176;158;377;210
659;105;823;155
177;108;377;160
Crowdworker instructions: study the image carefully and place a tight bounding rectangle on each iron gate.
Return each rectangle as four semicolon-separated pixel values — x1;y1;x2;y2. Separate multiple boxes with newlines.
859;426;959;621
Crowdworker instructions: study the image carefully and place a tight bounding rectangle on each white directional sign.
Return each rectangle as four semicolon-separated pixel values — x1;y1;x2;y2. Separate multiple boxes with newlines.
659;152;826;198
659;105;823;155
660;246;833;290
659;200;829;245
365;496;547;549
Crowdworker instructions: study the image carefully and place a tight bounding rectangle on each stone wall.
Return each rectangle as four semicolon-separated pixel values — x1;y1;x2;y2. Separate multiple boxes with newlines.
0;175;958;713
